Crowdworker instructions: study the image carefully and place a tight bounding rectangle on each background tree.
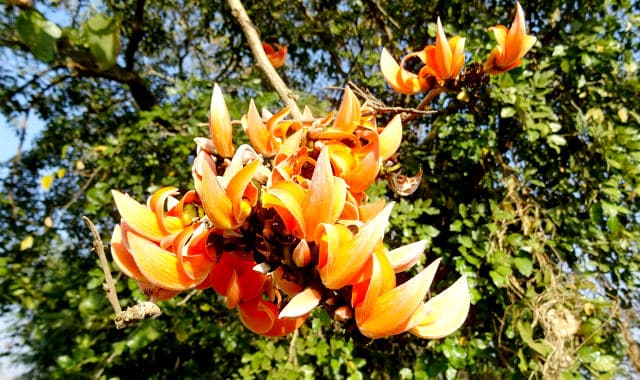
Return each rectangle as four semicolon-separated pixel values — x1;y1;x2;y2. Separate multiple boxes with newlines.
1;0;639;378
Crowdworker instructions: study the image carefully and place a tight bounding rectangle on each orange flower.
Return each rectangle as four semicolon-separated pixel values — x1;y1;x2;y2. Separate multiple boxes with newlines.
241;101;301;157
420;18;466;84
110;189;214;298
192;147;261;231
354;254;470;339
381;18;465;94
380;48;432;95
262;42;287;69
262;147;347;240
485;2;536;75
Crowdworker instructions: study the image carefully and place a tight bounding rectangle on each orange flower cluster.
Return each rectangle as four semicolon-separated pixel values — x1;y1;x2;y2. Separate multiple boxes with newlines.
381;2;536;95
111;84;470;339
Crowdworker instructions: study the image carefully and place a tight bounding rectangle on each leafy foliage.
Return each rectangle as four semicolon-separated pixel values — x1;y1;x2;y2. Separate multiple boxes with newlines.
1;0;639;378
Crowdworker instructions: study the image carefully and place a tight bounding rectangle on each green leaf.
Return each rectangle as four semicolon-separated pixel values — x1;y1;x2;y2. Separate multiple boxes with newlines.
591;355;617;372
514;256;533;276
16;10;61;62
83;14;121;70
500;107;516;118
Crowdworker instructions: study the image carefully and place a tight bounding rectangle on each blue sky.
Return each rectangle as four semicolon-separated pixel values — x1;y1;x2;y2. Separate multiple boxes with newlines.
0;113;45;163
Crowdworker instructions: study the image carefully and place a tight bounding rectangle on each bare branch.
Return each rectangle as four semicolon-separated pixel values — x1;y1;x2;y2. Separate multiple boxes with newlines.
82;216;122;315
82;216;161;329
226;0;302;119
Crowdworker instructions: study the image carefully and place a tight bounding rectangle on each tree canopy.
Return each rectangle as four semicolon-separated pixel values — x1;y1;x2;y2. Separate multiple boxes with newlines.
1;0;639;378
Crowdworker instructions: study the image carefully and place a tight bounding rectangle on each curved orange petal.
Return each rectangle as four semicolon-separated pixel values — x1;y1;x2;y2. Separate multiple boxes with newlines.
226;159;260;222
200;157;234;230
209;84;234;157
126;231;212;291
355;258;440;338
238;268;268;302
380;48;425;95
278;287;322;319
347;131;379;193
110;224;146;281
302;148;346;239
355;248;396;318
112;190;182;242
243;99;272;156
434;18;452;77
319;203;393;289
226;270;241;308
333;87;361;134
263;180;306;236
238;298;277;334
263;314;307;337
448;35;466;78
410;276;470;339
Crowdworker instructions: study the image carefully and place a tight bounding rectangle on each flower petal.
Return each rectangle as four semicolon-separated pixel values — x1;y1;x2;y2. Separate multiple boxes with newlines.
379;115;403;162
355;258;441;338
409;276;470;339
279;287;322;319
388;240;428;272
209;84;234;157
333;87;361;134
126;231;212;291
319;203;393;289
112;190;182;242
200;157;234;230
380;48;424;95
302;148;346;239
110;224;146;281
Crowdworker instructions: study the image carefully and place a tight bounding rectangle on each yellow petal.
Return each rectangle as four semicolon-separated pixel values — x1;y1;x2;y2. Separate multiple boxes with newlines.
279;287;322;319
388;240;428;272
209;84;234;157
409;276;470;339
355;248;396;318
41;174;54;190
126;231;212;291
379;115;403;161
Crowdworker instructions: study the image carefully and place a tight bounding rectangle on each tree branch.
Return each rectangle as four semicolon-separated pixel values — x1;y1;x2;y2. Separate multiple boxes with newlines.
124;0;147;70
82;216;161;329
226;0;302;119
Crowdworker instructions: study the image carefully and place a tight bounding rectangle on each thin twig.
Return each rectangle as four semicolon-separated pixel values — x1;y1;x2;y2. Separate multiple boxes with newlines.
82;216;161;329
6;111;29;221
176;289;199;307
226;0;302;119
82;216;122;315
287;329;299;367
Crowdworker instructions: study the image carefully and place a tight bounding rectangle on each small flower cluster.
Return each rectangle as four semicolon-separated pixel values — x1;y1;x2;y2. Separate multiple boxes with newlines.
380;2;536;94
111;84;470;339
